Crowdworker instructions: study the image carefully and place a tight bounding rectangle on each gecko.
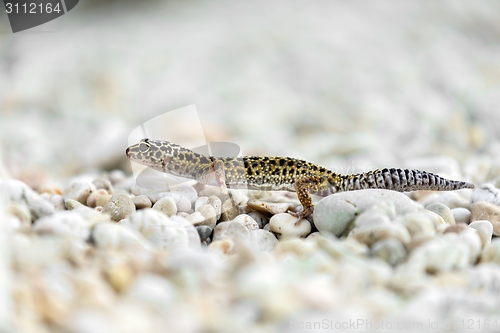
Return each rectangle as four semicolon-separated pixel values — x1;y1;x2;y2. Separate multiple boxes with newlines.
126;138;474;218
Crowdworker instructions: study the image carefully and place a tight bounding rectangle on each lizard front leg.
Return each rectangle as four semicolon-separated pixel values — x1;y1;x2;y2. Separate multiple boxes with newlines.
288;176;322;219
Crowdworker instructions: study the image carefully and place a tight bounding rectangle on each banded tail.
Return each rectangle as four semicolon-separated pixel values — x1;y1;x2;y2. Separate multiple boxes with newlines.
337;168;474;193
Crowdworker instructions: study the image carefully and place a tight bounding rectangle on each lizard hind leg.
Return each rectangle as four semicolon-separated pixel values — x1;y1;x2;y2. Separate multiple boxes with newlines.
288;176;323;219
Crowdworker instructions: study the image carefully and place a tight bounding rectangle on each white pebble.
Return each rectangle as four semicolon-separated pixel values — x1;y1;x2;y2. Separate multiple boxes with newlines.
195;204;217;229
33;211;90;240
350;223;411;247
92;223;151;251
246;199;297;215
0;179;55;220
269;213;311;240
194;197;208;211
471;183;500;205
63;179;96;204
207;195;222;220
421;191;469;209
102;193;136;222
371;238;407;266
229;189;247;205
213;221;250;243
169;184;198;204
248;230;278;252
247;211;269;229
400;212;436;238
480;238;500;264
314;189;421;236
232;214;259;231
152;197;177;216
120;209;200;251
131;195;152;209
425;203;455;225
468;220;493;247
451;207;471;224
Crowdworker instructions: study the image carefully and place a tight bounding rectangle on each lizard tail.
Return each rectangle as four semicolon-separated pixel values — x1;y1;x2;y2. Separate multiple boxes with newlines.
338;168;474;192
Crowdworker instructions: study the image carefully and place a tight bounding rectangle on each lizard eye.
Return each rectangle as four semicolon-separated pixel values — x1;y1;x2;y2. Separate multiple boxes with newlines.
139;143;150;152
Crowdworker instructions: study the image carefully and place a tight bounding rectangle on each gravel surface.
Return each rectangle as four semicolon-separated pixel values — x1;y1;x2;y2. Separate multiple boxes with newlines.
1;1;500;332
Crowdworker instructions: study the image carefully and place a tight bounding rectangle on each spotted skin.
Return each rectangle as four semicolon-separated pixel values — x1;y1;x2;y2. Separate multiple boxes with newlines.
126;139;475;218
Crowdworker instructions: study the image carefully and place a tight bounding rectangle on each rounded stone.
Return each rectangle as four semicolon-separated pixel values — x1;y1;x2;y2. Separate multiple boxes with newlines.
213;221;250;243
480;238;500;264
232;214;259;231
269;213;311;240
401;212;436;238
131;195;152;209
195;204;218;229
0;179;55;220
451;207;471;224
92;179;114;195
350;222;411;247
86;189;110;208
246;199;296;215
63;179;96;205
314;189;421;237
194;197;209;211
471;201;500;236
196;225;212;242
152;197;177;217
249;229;278;252
207;195;222;220
102;193;136;222
471;184;500;205
170;185;198;204
119;209;200;251
33;211;90;240
247;211;269;229
220;198;238;221
371;238;407;266
421;191;470;209
92;222;150;251
468;220;493;247
425;203;455;225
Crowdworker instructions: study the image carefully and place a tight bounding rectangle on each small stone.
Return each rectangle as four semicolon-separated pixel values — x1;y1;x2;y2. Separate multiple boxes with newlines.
400;212;436;238
102;193;136;222
7;203;31;229
213;221;250;243
480;238;500;264
468;220;493;247
170;184;198;204
247;211;269;229
314;189;421;237
92;223;150;251
421;191;470;209
96;194;113;208
249;229;278;251
471;184;500;205
269;213;311;240
120;209;200;251
194;197;208;211
105;264;135;293
131;195;152;209
229;189;247;206
409;233;469;273
207;195;222;220
451;207;471;224
64;199;87;210
196;225;212;242
246;199;296;215
33;211;90;240
152;197;177;216
86;189;109;208
371;238;407;266
92;178;114;195
232;214;259;231
220;198;239;221
350;222;411;247
160;193;191;213
444;223;468;234
63;179;95;205
425;203;455;225
185;212;206;225
0;179;55;220
208;239;233;255
49;194;65;211
195;204;217;229
471;201;500;236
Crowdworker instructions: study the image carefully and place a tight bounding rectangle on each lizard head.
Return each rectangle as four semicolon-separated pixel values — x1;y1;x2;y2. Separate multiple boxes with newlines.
126;138;175;171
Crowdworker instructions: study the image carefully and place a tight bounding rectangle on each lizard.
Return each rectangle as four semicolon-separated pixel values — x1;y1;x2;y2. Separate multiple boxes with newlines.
126;138;474;218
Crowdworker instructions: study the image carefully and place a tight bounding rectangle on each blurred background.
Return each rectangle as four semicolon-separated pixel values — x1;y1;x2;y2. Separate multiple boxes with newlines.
1;0;499;184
